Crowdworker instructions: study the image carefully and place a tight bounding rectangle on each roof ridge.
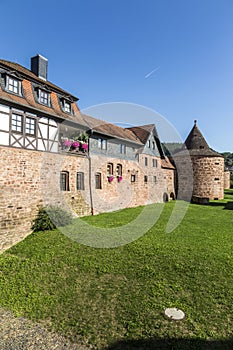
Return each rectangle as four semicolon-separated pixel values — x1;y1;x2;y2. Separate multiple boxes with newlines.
0;58;78;100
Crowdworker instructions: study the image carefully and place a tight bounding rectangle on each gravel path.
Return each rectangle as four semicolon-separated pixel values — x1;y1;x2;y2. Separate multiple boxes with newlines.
0;307;91;350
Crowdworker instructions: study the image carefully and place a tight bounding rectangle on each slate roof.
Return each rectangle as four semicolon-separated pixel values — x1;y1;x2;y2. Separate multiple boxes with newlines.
184;121;223;157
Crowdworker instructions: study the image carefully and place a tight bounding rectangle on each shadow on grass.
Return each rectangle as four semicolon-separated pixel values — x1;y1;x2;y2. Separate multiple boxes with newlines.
224;189;233;195
106;336;233;350
224;201;233;210
208;201;233;210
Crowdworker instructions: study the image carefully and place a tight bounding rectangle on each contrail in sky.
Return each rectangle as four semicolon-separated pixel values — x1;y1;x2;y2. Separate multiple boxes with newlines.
145;66;160;79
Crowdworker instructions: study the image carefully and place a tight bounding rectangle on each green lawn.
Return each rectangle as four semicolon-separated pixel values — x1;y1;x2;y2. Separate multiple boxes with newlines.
0;191;233;349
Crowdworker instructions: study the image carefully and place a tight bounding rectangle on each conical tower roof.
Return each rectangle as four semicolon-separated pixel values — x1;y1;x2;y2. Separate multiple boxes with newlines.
185;120;209;150
184;121;222;157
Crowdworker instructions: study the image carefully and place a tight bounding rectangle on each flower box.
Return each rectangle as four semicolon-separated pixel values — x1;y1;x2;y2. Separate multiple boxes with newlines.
108;176;114;182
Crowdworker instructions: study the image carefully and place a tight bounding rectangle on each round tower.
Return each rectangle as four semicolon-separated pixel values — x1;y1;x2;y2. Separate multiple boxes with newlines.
185;121;224;200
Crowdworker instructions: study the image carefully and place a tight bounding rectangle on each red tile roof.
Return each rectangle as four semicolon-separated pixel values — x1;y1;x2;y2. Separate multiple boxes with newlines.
161;157;175;169
126;124;155;143
0;59;77;100
79;114;143;144
0;59;152;145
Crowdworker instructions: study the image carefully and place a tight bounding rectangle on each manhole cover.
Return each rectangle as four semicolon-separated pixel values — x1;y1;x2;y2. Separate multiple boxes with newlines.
165;307;185;320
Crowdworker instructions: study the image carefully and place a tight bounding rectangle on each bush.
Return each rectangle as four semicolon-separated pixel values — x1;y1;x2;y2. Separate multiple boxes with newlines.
31;206;73;232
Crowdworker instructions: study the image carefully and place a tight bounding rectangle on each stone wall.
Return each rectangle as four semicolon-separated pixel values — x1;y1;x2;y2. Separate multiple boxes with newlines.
224;170;230;190
0;146;175;253
0;146;91;253
191;156;224;200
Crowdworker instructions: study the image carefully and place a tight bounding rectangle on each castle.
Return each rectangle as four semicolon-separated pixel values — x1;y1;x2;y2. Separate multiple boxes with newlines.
0;55;227;252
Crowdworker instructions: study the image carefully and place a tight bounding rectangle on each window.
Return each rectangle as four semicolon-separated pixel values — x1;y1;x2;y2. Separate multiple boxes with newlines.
64;100;71;113
153;159;158;167
152;141;155;150
131;174;136;183
95;173;102;189
214;177;220;181
98;138;107;150
60;98;72;114
107;163;113;176
25;117;36;136
77;172;85;190
11;113;23;133
116;164;122;176
147;140;151;148
39;90;50;105
145;157;148;166
144;175;148;183
120;144;126;154
6;76;22;95
153;176;157;183
11;113;36;136
60;171;69;191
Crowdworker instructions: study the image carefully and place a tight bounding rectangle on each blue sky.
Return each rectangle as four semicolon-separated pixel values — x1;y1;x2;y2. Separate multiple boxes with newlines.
1;0;233;152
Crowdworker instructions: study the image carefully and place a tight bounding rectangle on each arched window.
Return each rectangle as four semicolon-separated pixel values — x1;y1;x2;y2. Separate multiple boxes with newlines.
116;164;122;177
107;163;113;176
60;171;69;191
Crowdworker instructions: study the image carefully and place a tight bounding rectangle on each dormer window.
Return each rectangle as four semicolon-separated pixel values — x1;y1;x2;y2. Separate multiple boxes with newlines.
32;85;51;107
60;97;72;114
39;89;50;105
64;100;71;113
6;75;22;95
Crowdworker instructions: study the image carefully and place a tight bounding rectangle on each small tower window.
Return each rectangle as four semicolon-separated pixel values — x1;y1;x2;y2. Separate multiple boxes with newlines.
131;174;136;183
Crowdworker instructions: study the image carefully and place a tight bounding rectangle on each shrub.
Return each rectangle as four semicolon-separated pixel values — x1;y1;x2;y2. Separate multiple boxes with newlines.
31;206;73;232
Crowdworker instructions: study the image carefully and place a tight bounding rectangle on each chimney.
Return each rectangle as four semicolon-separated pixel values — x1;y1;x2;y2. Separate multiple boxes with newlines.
31;54;48;81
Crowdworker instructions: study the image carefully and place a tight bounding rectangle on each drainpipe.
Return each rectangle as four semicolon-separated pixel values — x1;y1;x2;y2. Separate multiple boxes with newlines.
87;152;94;215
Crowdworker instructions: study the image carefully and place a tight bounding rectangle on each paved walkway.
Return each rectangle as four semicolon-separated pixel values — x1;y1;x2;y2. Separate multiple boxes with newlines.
0;307;91;350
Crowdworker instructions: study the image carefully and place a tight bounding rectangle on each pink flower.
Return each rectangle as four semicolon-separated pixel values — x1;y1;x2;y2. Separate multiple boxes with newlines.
63;140;72;147
82;143;88;150
117;176;123;182
108;176;114;182
72;141;80;148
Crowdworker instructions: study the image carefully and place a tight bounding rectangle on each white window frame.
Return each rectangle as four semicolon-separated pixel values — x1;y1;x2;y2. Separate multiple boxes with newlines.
39;89;50;106
6;76;22;95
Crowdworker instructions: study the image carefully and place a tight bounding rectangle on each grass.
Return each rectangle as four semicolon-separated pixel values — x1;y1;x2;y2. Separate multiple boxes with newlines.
0;190;233;349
